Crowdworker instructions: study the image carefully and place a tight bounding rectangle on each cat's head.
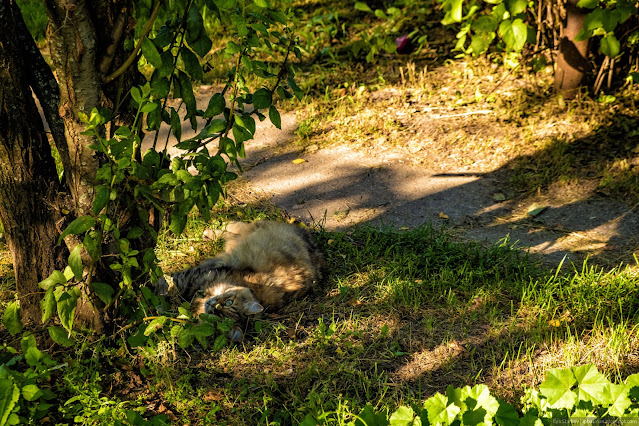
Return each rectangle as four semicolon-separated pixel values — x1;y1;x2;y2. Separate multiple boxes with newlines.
203;286;264;320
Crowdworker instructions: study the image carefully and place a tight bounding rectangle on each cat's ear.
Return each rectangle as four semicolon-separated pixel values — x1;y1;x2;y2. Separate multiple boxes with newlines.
246;301;264;314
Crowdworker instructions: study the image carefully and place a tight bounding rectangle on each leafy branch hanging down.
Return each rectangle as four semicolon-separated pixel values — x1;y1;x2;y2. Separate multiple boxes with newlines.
3;0;303;351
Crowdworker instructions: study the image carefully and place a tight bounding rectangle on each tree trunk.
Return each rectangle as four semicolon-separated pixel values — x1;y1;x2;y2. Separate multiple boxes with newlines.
554;0;589;99
0;0;68;326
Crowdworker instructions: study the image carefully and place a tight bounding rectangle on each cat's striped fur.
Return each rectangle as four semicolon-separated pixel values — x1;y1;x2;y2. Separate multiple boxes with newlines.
156;220;323;324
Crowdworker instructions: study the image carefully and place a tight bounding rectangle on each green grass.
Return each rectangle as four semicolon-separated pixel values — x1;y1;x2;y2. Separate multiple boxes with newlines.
131;215;638;424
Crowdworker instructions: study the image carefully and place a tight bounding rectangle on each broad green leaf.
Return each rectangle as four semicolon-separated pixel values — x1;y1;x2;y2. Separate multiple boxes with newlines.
48;326;75;347
178;327;195;348
186;8;212;57
2;302;22;335
177;71;197;119
92;185;110;214
539;367;578;409
41;286;56;323
130;86;142;104
233;14;248;37
253;0;268;7
424;392;460;425
170;209;188;235
59;216;96;243
467;384;500;415
573;364;609;404
470;31;496;55
127;324;149;347
269;106;281;129
442;0;463;25
68;243;84;281
600;33;620;57
214;0;235;10
24;346;43;366
495;401;519;426
603;383;632;416
191;322;216;337
299;414;317;426
21;384;42;402
57;290;79;333
170;107;181;142
506;0;527;15
389;406;414;425
252;88;272;109
92;282;114;304
499;19;528;52
141;37;162;68
0;379;19;426
144;317;167;336
355;405;389;426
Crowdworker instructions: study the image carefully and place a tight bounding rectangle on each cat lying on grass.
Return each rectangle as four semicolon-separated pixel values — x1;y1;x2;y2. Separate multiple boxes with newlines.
156;220;323;341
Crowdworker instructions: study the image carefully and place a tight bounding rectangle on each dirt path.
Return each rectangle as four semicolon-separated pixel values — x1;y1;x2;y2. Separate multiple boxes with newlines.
143;89;639;269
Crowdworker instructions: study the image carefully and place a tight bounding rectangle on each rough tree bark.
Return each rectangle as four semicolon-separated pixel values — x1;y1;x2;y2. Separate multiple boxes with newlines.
0;0;68;325
1;0;150;331
554;0;589;99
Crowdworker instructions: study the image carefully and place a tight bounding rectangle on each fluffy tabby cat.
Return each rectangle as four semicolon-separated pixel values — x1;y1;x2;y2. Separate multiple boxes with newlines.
156;220;323;339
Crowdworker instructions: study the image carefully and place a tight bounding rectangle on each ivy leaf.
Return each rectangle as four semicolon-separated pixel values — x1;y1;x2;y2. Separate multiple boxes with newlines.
424;392;461;425
59;216;96;243
3;302;22;335
68;243;84;281
48;326;75;347
539;367;578;409
141;37;162;68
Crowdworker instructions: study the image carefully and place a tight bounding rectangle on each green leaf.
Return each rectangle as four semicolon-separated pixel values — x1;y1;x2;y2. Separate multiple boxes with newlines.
252;88;272;109
141;37;162;68
180;47;203;81
354;2;372;12
21;384;43;402
204;93;226;118
131;86;142;105
48;326;75;347
269;106;281;129
92;282;114;304
253;0;268;7
495;401;519;426
24;346;42;366
144;317;167;336
186;8;213;57
170;209;188;235
59;216;96;243
424;392;460;425
178;327;195;348
573;364;609;404
499;19;528;52
506;0;527;15
92;185;110;215
355;405;389;426
233;14;248;37
177;71;197;119
214;0;236;10
577;0;598;8
389;406;414;425
603;383;632;416
191;322;216;337
68;243;84;281
57;290;79;333
600;33;620;57
212;334;228;351
41;286;56;323
443;0;463;24
3;302;22;335
127;324;149;347
0;379;20;426
539;367;578;409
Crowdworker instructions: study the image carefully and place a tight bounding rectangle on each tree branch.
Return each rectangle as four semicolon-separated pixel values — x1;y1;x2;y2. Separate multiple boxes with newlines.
104;0;161;84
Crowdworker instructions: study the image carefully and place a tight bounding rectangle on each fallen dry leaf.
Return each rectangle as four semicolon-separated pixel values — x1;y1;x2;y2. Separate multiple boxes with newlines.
292;158;306;164
439;212;449;220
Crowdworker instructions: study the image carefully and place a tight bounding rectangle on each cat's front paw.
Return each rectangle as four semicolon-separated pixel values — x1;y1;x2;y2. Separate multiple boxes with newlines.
228;326;243;342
